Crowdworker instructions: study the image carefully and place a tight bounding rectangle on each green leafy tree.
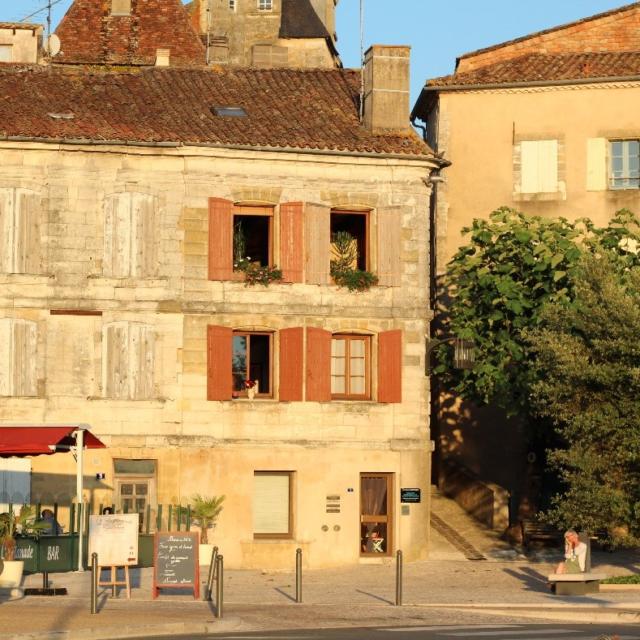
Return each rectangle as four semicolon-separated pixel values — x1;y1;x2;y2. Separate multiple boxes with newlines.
526;255;640;544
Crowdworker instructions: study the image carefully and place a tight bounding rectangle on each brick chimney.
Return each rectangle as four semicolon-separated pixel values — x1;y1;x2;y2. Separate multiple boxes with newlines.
363;45;410;134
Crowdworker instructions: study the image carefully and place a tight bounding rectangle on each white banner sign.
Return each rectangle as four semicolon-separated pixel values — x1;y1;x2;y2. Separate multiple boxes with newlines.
89;514;139;566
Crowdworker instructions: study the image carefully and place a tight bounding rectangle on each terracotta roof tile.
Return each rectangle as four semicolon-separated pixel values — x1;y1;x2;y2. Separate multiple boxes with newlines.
0;65;431;157
428;51;640;88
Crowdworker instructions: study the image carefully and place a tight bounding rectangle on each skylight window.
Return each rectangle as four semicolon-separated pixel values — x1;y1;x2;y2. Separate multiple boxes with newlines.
212;106;247;117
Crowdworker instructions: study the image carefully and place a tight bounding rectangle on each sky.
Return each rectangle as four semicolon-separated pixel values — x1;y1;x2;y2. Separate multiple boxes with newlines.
1;0;632;103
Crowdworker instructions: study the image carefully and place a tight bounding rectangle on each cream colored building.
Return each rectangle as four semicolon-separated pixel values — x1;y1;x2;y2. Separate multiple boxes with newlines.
0;0;439;569
411;3;640;514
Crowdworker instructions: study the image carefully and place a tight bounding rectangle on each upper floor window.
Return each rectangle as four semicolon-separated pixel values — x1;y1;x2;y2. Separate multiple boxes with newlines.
103;192;157;278
232;331;272;398
519;139;558;194
258;0;273;11
102;322;155;400
331;334;370;400
0;45;13;62
330;211;369;271
233;206;273;271
229;0;237;10
610;140;640;190
0;318;38;397
0;187;42;274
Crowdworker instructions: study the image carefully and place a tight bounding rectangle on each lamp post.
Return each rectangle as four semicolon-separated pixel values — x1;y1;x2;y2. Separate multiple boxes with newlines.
426;336;475;375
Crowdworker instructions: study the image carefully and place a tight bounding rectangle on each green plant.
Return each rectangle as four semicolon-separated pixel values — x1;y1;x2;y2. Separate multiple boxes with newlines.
241;262;283;287
0;505;49;561
602;575;640;584
330;231;378;292
190;494;225;545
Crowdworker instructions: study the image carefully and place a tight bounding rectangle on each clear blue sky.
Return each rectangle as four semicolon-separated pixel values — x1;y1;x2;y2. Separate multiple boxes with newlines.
2;0;631;103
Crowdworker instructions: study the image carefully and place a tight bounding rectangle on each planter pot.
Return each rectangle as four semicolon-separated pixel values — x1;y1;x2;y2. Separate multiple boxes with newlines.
0;559;24;588
199;544;215;567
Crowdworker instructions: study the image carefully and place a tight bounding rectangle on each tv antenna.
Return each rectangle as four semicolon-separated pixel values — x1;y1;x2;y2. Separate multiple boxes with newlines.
359;0;365;122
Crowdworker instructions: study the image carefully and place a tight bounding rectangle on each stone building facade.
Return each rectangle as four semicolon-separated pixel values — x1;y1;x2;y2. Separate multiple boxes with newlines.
0;0;438;568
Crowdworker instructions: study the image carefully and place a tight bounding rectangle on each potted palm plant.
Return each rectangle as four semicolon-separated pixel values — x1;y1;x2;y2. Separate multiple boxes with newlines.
189;494;225;566
0;505;48;589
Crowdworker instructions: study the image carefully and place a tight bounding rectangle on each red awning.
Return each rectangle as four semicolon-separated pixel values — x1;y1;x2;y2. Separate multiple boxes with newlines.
0;425;105;456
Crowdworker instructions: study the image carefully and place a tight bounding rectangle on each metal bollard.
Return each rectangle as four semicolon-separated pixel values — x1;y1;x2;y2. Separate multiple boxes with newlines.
215;555;224;619
90;553;98;614
395;550;403;606
204;546;218;601
295;548;302;603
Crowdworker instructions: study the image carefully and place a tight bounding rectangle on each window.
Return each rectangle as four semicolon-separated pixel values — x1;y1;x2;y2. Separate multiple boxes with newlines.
610;140;640;189
0;187;41;274
212;106;247;117
0;319;37;397
0;45;12;62
519;139;559;194
114;459;157;531
111;0;131;15
233;206;272;270
102;322;155;400
330;211;368;271
232;331;272;397
360;474;393;556
229;0;236;10
103;192;157;278
253;472;292;538
331;334;370;400
257;0;273;11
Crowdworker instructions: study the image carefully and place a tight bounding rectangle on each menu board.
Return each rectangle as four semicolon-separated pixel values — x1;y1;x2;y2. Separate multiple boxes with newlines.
89;514;139;566
153;531;200;599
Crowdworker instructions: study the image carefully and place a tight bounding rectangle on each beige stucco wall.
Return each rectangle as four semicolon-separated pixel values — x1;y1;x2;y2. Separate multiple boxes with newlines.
434;81;640;275
0;26;41;64
0;141;435;567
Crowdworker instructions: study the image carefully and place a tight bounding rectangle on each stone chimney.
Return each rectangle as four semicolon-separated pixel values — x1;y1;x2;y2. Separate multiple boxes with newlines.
363;45;410;134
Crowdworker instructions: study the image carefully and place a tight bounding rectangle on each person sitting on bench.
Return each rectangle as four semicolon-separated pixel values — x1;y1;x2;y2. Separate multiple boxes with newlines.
555;529;587;574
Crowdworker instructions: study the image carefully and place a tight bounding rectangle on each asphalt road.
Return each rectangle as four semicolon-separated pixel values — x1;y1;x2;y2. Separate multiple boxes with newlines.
133;624;640;640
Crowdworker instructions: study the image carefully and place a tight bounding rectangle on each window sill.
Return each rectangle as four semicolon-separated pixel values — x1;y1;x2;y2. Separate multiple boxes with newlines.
87;275;169;285
513;191;565;202
0;272;54;280
87;396;167;405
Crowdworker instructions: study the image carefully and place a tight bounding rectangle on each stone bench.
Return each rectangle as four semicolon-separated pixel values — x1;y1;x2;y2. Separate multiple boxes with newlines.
547;573;606;595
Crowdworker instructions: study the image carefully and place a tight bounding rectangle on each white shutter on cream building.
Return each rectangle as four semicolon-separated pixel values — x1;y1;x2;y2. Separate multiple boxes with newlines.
253;472;291;535
0;188;41;274
0;318;38;396
521;140;559;194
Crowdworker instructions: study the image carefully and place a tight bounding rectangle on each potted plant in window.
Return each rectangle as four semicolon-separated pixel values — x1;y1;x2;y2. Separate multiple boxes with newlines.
330;231;378;292
189;494;225;566
0;505;48;589
244;378;258;400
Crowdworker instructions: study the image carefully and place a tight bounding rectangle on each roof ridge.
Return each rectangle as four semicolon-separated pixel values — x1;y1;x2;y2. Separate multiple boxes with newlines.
457;1;640;65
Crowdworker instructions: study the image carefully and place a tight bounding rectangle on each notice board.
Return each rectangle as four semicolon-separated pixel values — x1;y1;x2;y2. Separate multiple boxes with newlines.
89;514;139;566
153;531;200;599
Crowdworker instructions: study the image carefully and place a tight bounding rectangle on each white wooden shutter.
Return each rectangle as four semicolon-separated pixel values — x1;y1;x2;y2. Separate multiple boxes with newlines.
0;319;12;396
521;140;558;194
16;189;41;274
377;206;402;287
586;138;608;191
304;203;330;285
132;193;156;278
12;319;37;396
253;473;290;535
103;322;129;398
104;194;133;277
0;188;14;272
130;323;154;399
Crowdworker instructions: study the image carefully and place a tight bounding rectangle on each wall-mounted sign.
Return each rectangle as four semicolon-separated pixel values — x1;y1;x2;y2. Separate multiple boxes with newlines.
400;488;421;503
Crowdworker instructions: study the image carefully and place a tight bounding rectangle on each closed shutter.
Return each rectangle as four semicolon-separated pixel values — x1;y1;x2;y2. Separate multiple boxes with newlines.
253;472;290;535
305;327;331;401
207;325;233;401
279;327;303;401
378;330;402;403
132;193;157;278
279;202;304;283
12;320;37;396
521;140;558;194
377;206;402;287
208;198;234;280
0;188;13;272
130;324;155;399
586;138;608;191
304;203;330;285
0;319;12;395
104;194;133;277
103;322;129;398
16;189;40;274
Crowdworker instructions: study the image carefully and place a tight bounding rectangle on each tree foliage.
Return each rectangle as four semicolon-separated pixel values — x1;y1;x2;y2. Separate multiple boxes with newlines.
526;256;640;544
439;207;640;416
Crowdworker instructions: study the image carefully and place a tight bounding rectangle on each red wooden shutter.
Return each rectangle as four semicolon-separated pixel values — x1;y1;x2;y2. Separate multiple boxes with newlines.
305;327;331;401
208;198;234;280
378;330;402;403
279;202;304;283
207;325;233;401
279;327;303;401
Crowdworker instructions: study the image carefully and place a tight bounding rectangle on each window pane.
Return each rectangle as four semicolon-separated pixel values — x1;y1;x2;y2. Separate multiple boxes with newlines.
332;339;345;357
120;484;133;496
254;473;290;535
350;357;365;376
114;459;156;475
350;339;365;357
361;522;388;553
249;334;270;394
361;477;388;515
331;356;345;376
135;484;148;495
331;376;345;394
232;335;247;388
351;377;365;394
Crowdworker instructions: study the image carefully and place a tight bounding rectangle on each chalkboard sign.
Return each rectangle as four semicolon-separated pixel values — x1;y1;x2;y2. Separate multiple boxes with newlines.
152;532;200;599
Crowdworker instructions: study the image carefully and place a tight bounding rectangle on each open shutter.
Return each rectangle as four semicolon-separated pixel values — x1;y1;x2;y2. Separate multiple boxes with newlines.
377;206;402;287
304;203;330;285
0;319;12;395
208;198;234;280
207;325;233;401
378;329;402;403
133;193;157;278
279;327;303;401
103;322;128;399
0;188;14;272
586;138;608;191
130;324;154;400
13;320;37;397
104;193;132;277
279;202;304;283
305;327;331;401
16;190;40;275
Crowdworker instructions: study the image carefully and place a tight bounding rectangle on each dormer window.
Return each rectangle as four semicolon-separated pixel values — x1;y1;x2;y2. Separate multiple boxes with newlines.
258;0;273;11
111;0;131;16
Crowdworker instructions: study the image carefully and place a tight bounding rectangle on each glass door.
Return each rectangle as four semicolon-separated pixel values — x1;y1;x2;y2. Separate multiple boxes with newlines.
360;473;393;556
